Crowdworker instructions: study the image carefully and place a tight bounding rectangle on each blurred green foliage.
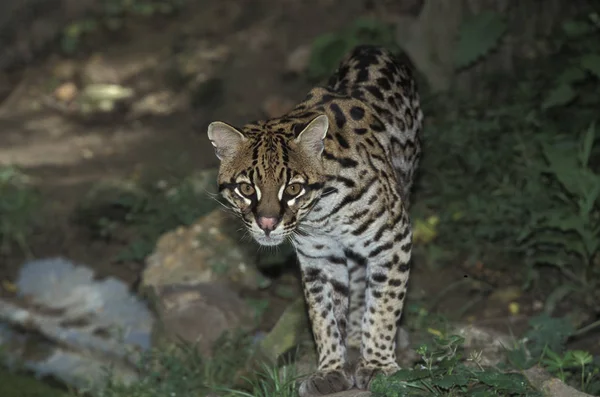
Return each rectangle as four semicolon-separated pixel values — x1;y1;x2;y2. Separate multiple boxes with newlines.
61;0;186;53
413;11;600;311
77;174;218;262
307;18;398;81
0;166;39;255
453;11;507;70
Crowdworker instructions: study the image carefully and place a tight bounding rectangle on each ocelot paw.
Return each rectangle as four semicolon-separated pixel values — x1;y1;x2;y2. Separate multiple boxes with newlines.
298;369;354;397
354;360;400;390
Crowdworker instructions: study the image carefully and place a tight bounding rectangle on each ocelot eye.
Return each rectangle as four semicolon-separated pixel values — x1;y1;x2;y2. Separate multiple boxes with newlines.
239;183;255;197
285;183;303;197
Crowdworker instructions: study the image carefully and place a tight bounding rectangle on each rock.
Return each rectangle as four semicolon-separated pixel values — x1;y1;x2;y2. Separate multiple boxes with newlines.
129;90;182;119
82;54;121;85
451;324;512;367
262;95;296;118
53;82;78;102
286;45;312;75
0;257;152;390
151;283;254;357
523;365;594;397
142;209;270;293
258;298;310;364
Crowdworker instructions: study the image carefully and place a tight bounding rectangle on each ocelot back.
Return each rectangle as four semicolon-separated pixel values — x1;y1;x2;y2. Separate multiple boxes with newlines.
207;45;422;395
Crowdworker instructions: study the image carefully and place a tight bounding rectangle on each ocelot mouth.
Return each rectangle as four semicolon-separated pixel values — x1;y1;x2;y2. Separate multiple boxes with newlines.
253;233;285;247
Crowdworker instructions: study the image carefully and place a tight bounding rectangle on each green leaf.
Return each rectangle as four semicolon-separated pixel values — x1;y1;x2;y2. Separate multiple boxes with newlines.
308;34;348;80
386;369;431;382
579;53;600;79
579;122;596;165
556;67;587;85
431;374;469;389
475;371;529;392
562;19;595;37
454;11;506;69
541;84;577;109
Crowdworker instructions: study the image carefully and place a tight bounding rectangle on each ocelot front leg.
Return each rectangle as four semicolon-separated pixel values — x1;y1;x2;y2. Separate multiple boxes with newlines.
345;249;367;360
354;207;412;390
296;239;354;397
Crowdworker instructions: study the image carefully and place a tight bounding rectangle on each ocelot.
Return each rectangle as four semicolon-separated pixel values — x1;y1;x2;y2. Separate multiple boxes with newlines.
207;45;423;395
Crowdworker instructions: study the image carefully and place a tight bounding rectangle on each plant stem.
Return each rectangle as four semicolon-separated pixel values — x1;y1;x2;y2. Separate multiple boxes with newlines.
571;318;600;338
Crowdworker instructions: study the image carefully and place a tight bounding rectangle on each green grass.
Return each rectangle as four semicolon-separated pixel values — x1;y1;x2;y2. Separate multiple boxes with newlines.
97;332;254;397
0;370;68;397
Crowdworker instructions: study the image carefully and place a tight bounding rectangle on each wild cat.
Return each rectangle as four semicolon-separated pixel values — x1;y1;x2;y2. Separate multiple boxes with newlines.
207;45;422;395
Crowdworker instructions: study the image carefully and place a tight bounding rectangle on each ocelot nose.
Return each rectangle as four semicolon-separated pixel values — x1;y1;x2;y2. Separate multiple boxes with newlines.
257;216;279;234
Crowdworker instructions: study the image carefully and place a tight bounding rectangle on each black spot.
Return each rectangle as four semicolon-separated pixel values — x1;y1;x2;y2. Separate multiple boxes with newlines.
400;242;412;253
350;106;365;120
398;263;410;272
309;285;324;294
366;85;384;101
372;273;388;283
323;151;359;168
369;120;386;132
368;242;393;258
377;77;392;90
331;280;350;296
354;127;368;135
304;267;322;282
356;68;369;83
388;278;403;287
326;256;346;265
329;103;346;128
334;132;350;148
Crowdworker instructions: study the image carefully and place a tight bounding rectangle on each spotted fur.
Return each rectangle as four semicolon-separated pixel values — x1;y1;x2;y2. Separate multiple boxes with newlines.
207;45;422;395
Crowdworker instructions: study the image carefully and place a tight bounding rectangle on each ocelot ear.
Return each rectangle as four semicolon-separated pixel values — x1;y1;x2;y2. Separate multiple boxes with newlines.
207;121;246;161
295;114;329;155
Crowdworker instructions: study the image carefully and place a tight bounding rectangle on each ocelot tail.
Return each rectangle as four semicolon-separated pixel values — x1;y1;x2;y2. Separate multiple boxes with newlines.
207;45;423;396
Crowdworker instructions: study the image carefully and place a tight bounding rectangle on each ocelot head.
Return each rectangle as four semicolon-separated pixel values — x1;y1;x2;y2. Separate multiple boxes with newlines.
207;115;329;246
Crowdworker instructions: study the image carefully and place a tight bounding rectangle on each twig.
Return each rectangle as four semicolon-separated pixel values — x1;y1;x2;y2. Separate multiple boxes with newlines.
571;319;600;339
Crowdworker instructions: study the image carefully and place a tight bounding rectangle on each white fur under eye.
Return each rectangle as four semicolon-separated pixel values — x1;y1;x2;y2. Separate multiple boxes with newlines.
278;184;286;201
255;186;262;201
287;188;305;206
234;188;252;205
